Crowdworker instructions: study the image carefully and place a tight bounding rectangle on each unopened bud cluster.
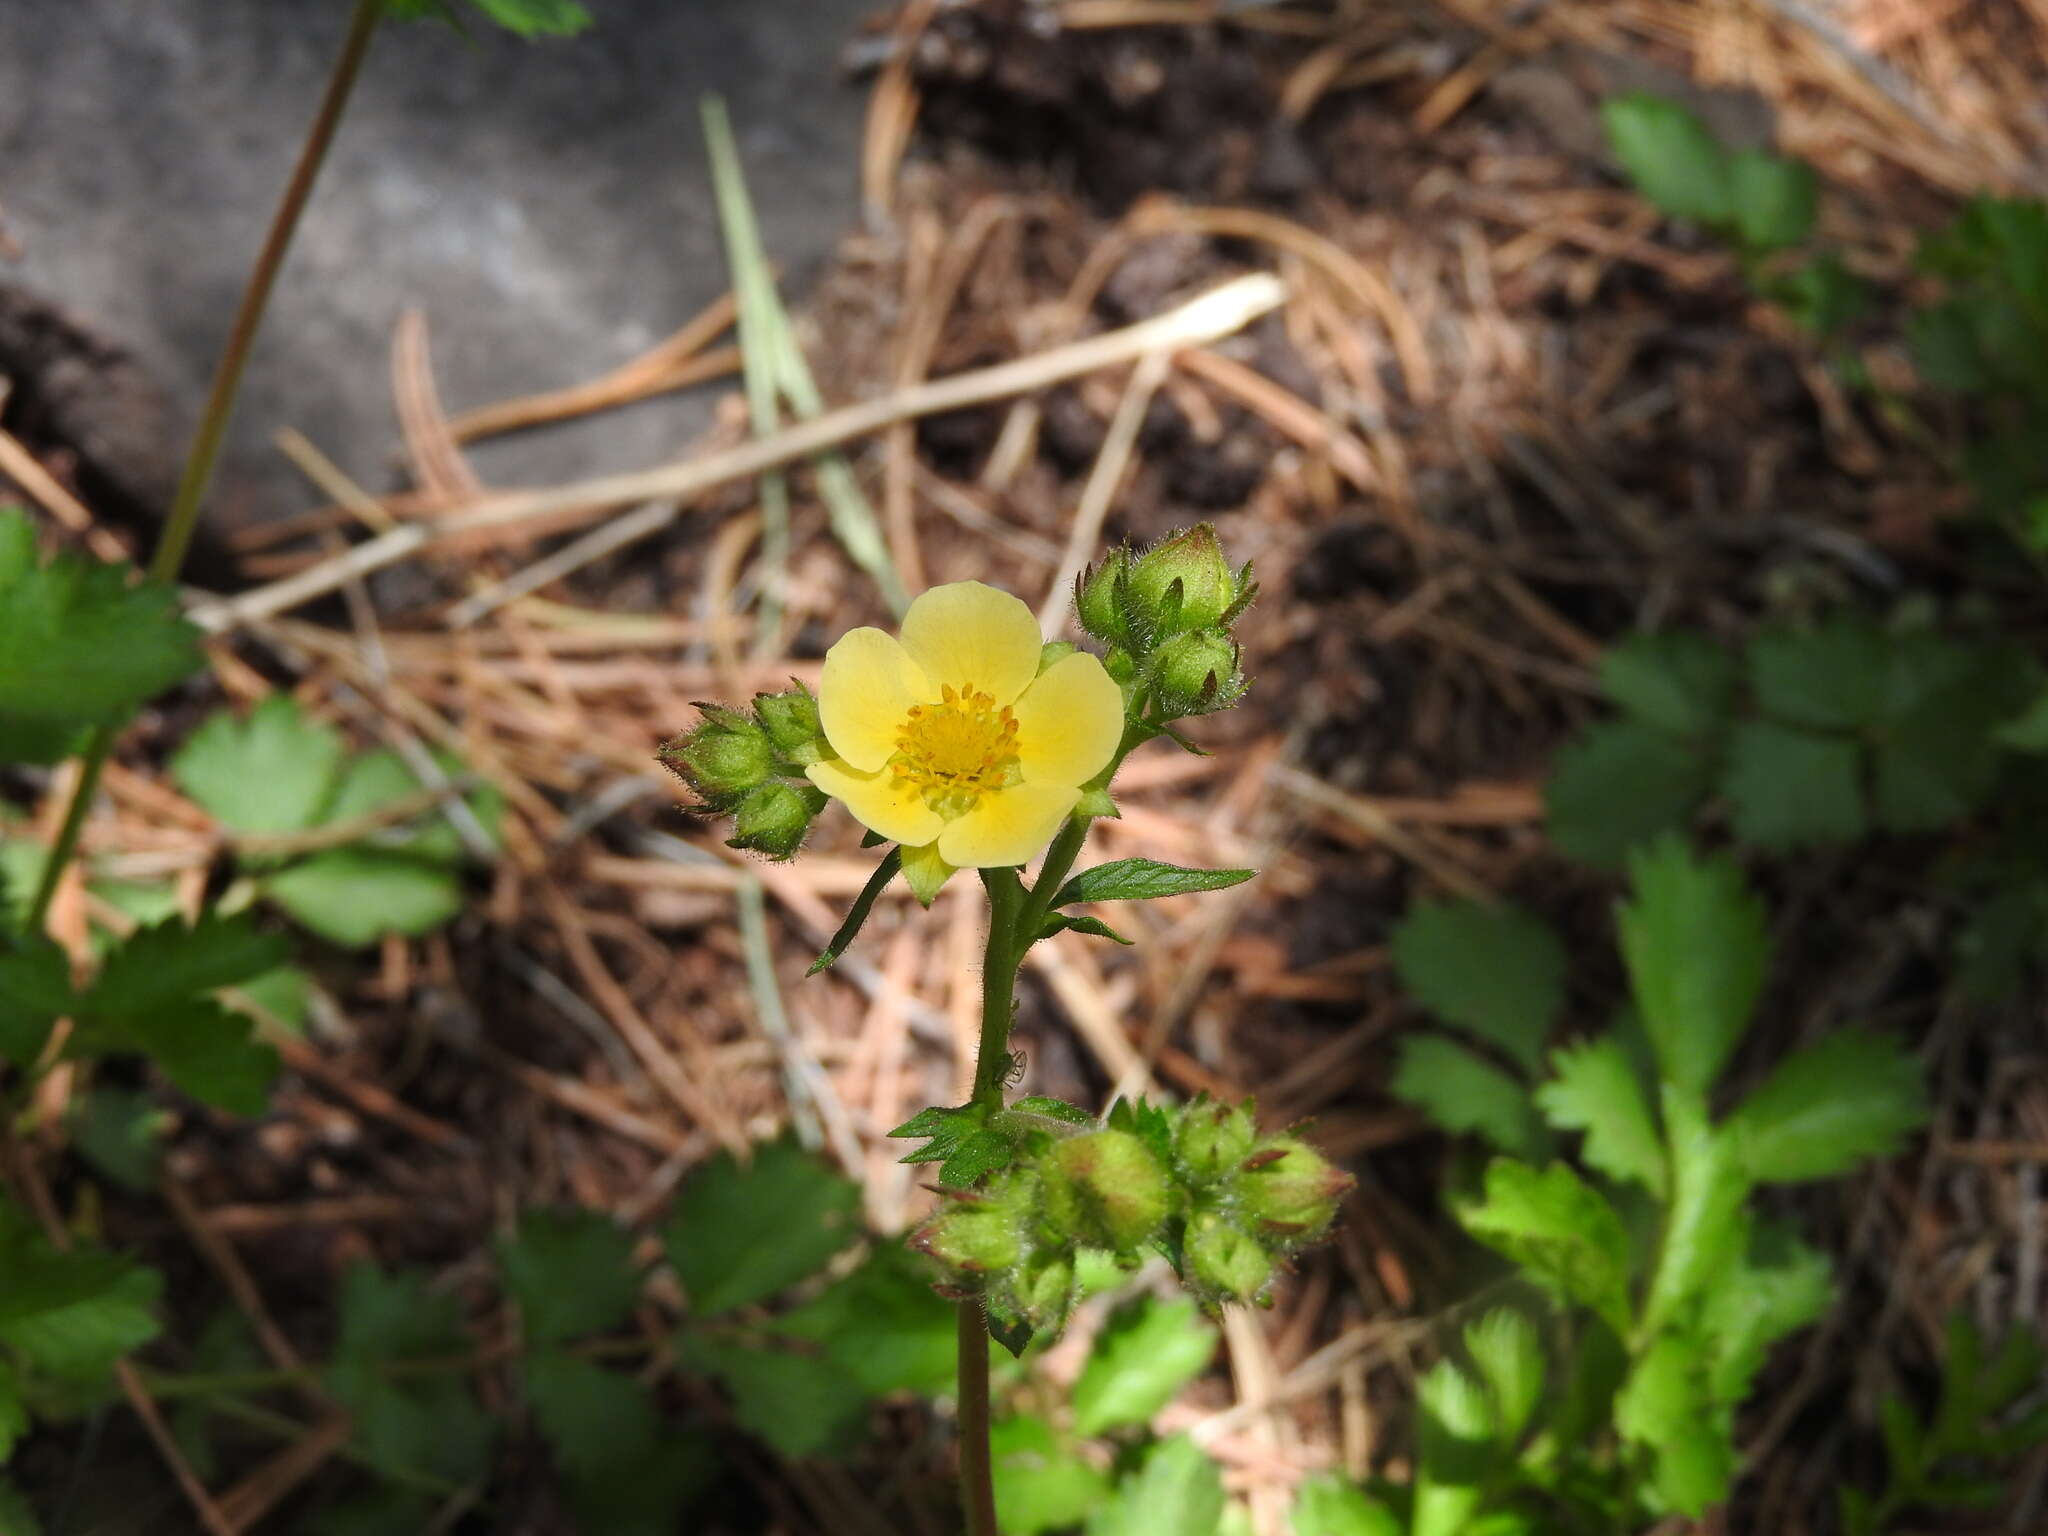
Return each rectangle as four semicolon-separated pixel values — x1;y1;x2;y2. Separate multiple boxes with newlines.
1074;524;1256;718
911;1097;1351;1328
658;685;829;858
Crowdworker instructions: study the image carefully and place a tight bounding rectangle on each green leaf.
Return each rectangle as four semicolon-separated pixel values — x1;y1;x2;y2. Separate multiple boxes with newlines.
676;1335;869;1460
1872;636;2036;833
1729;150;1818;251
1599;631;1739;739
0;713;85;766
389;0;594;36
498;1207;642;1347
1643;1089;1750;1331
522;1350;658;1476
1072;1296;1218;1436
320;748;500;865
1997;686;2048;752
171;696;346;836
88;913;289;1016
324;1264;495;1485
1546;721;1714;866
1614;1331;1737;1516
993;1415;1114;1536
1413;1359;1492;1536
225;964;313;1034
0;937;75;1066
1040;912;1135;946
1726;1030;1925;1182
114;998;279;1116
1291;1474;1400;1536
0;509;204;729
69;1085;167;1193
1086;1436;1224;1536
1749;618;1888;731
1618;836;1769;1096
1454;1159;1633;1338
808;849;901;974
265;849;464;948
0;1360;26;1462
0;1261;160;1381
1720;720;1867;849
0;1479;39;1536
1463;1308;1545;1443
1053;859;1255;907
1392;1034;1548;1161
773;1244;955;1397
663;1137;861;1316
1698;1225;1832;1403
1390;901;1565;1073
1775;251;1868;335
1535;1034;1667;1197
1602;93;1733;226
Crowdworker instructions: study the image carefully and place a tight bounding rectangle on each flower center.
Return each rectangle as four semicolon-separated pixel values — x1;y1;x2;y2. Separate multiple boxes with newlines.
891;684;1020;815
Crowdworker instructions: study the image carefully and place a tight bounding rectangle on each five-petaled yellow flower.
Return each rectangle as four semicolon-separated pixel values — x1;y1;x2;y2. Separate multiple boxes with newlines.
806;581;1123;876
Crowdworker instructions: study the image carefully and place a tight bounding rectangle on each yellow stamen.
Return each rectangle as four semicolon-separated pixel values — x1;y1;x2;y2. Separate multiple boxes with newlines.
891;684;1021;815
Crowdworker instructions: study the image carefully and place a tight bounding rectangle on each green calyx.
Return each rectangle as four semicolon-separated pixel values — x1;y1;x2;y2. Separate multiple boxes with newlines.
1040;1130;1172;1254
1128;525;1246;638
752;683;826;764
912;1172;1035;1274
1174;1096;1258;1185
660;705;776;808
1235;1136;1353;1244
729;781;828;859
1150;628;1248;719
1186;1214;1274;1306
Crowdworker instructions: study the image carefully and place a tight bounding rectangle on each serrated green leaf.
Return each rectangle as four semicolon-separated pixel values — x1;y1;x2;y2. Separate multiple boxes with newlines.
1054;859;1255;907
522;1350;658;1476
115;998;279;1116
1392;1033;1548;1160
1873;637;2036;832
1086;1436;1224;1536
1546;720;1714;867
324;1263;495;1485
1727;1030;1925;1182
940;1128;1020;1187
88;913;289;1016
265;848;464;947
1644;1088;1752;1340
1614;1331;1737;1516
1729;149;1818;251
774;1244;954;1397
676;1334;870;1459
1749;618;1889;731
225;964;312;1034
498;1208;641;1347
70;1085;167;1193
0;937;75;1066
0;713;85;766
1535;1034;1667;1196
1720;719;1867;849
1775;251;1869;335
1291;1474;1400;1536
1391;900;1564;1074
1618;836;1769;1096
1414;1359;1492;1536
1464;1308;1544;1442
1699;1225;1832;1403
1602;94;1733;226
1009;1096;1095;1127
0;1261;160;1381
663;1137;860;1316
1455;1159;1633;1338
171;696;346;837
0;509;204;729
1072;1296;1217;1436
993;1415;1114;1536
1041;912;1135;945
320;748;500;865
1599;631;1739;739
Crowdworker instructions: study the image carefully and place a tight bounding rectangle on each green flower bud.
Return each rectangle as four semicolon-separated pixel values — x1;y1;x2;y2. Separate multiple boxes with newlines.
912;1180;1029;1275
728;781;828;860
1008;1251;1077;1331
1187;1216;1273;1305
1150;628;1247;718
1129;525;1240;638
1075;547;1136;648
660;706;775;809
1174;1097;1257;1186
1235;1136;1353;1245
753;685;826;764
1040;1129;1171;1253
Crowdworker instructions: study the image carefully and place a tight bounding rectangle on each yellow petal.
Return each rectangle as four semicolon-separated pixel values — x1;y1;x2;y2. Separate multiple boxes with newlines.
899;581;1043;707
937;783;1080;868
1012;651;1124;788
807;759;945;848
818;627;932;771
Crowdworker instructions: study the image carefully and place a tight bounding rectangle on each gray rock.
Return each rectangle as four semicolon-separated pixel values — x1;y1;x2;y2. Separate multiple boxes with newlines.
0;0;879;542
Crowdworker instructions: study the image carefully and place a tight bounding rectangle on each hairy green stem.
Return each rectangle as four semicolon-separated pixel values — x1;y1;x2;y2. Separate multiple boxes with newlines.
971;866;1026;1104
956;1297;999;1536
23;0;385;934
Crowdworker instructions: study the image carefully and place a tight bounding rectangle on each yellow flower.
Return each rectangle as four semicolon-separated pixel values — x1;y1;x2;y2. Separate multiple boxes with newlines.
806;581;1124;872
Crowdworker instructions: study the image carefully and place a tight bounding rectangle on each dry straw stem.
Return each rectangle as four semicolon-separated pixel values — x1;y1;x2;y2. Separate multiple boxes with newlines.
190;271;1286;634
